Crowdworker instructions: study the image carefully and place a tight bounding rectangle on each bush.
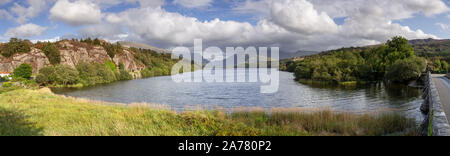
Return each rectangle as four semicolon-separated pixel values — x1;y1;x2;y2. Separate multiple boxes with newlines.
117;69;132;80
0;76;8;82
105;60;116;72
0;38;31;57
385;57;427;83
13;63;33;79
36;65;79;85
76;62;117;86
1;82;13;88
41;43;61;65
103;42;123;59
290;36;421;84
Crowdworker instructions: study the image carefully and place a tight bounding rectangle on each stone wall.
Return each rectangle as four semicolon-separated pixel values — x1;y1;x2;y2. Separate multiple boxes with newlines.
428;74;450;136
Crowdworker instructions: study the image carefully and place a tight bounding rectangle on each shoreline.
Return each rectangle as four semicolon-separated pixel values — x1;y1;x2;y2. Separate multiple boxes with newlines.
0;88;419;136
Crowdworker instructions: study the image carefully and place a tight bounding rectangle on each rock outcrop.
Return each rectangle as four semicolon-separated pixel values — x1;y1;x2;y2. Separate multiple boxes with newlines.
0;41;141;75
58;41;111;68
0;48;50;74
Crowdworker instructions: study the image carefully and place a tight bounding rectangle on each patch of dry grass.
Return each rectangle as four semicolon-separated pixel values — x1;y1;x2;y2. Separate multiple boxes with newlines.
0;89;418;136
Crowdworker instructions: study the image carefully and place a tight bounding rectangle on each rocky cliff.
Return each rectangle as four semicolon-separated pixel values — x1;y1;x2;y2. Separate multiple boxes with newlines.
0;40;141;75
0;48;50;74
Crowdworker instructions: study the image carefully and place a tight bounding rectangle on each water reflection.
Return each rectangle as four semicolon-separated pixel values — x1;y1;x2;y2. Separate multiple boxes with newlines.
52;69;424;121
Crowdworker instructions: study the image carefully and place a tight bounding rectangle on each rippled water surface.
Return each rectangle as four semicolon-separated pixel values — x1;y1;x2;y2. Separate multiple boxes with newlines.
52;69;424;121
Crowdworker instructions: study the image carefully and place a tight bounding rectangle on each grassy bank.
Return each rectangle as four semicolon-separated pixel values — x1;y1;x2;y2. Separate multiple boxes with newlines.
0;89;418;136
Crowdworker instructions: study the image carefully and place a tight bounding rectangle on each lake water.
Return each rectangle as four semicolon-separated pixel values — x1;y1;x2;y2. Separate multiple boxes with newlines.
52;68;424;121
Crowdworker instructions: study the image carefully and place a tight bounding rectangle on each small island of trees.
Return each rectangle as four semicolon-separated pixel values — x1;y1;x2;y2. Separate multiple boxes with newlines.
283;36;429;84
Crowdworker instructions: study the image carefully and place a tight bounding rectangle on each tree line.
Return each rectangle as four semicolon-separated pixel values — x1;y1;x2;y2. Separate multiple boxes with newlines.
283;36;428;84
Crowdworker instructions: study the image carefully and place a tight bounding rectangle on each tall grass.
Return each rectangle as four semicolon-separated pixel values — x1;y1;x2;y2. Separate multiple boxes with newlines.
0;89;418;136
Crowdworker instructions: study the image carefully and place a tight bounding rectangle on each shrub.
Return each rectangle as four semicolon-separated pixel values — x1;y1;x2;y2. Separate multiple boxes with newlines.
0;38;31;57
76;62;117;86
0;76;8;82
385;57;427;83
13;63;33;79
36;65;79;85
117;69;132;80
103;42;123;59
105;60;117;72
42;43;61;65
1;82;13;88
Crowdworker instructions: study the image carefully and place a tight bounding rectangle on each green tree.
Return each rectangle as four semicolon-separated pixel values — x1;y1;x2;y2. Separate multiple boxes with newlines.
13;63;33;79
36;65;79;85
42;43;61;65
385;57;427;83
385;36;415;65
105;60;117;72
0;38;31;57
434;60;442;73
442;61;449;73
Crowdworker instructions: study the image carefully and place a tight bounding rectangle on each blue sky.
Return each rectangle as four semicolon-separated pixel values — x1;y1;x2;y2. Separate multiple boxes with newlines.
0;0;449;52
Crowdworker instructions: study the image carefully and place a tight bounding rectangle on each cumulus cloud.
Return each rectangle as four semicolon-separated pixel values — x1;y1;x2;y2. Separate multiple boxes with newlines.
125;0;165;8
0;9;12;20
436;23;449;31
78;24;127;42
86;0;448;52
173;0;212;8
4;23;47;38
50;0;103;26
270;0;338;35
0;0;12;6
9;0;50;24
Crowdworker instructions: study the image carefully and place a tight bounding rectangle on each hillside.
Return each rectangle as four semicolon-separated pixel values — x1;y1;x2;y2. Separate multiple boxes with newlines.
119;41;171;54
0;38;182;81
408;38;450;60
283;38;450;73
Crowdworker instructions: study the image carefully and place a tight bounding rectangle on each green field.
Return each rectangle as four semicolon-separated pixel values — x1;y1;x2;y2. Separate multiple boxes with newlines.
0;88;418;136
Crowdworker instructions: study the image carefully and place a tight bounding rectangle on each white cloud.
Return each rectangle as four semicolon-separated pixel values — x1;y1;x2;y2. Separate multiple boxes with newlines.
0;9;12;20
4;23;47;38
270;0;338;35
78;23;127;41
0;0;12;6
87;0;447;52
125;0;165;8
30;36;61;43
436;23;449;31
50;0;103;26
173;0;212;8
9;0;50;24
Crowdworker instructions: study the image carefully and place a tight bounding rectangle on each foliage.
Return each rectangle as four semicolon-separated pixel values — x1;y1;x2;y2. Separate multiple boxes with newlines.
76;62;117;86
289;36;423;84
0;89;418;136
0;76;8;82
385;57;427;83
41;42;61;65
117;69;132;81
131;48;180;78
102;42;123;59
105;60;117;72
13;63;33;79
0;38;31;57
36;65;79;86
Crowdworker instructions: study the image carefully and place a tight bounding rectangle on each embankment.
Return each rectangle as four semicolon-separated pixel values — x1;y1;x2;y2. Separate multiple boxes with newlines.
0;88;418;136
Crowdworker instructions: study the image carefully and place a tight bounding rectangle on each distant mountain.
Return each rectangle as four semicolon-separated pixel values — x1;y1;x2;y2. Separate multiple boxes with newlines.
119;41;171;54
408;39;450;59
408;38;450;45
281;38;450;63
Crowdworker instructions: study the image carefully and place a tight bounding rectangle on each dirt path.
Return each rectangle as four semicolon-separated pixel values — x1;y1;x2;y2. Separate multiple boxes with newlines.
433;75;450;123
